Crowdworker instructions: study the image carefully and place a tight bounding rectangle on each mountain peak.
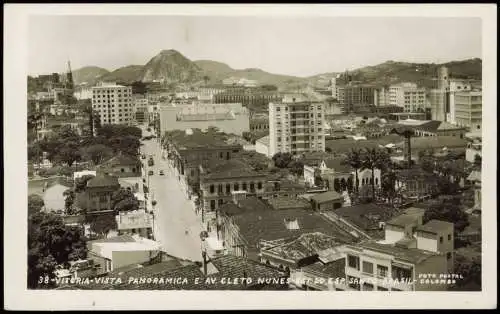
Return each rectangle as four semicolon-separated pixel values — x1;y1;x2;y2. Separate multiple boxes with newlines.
158;49;181;56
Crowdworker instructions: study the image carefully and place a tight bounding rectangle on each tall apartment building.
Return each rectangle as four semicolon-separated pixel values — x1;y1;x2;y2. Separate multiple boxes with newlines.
454;91;482;131
342;85;376;114
91;83;133;125
269;94;325;156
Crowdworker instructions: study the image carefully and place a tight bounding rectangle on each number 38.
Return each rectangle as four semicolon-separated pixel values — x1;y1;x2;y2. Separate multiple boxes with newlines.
38;276;50;284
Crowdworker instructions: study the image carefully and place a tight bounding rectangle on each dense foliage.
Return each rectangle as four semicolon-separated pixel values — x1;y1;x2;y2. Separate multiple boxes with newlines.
28;212;87;289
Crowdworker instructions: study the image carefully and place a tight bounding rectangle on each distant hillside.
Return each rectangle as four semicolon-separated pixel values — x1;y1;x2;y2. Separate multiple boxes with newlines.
332;58;482;88
194;60;234;77
73;66;109;85
67;51;482;90
100;65;144;84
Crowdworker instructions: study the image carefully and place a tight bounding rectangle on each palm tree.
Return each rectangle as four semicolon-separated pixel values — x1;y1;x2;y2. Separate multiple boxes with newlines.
362;148;391;200
343;149;364;194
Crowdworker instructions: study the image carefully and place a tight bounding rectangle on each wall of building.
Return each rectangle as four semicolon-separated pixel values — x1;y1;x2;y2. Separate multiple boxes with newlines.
159;103;250;135
200;176;267;211
415;232;438;252
255;140;271;158
111;250;159;271
384;225;405;243
414;255;449;291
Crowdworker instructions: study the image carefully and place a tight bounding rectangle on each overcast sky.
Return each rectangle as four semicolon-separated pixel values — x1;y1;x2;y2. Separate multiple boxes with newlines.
28;16;482;77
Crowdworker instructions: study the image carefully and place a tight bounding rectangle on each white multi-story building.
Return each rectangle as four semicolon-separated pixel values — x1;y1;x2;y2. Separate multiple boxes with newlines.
269;94;325;156
389;82;427;112
447;79;480;125
159;102;249;135
454;91;482;131
92;83;133;125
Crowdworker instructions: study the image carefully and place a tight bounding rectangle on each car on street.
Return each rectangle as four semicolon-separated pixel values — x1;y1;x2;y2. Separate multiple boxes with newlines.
159;170;164;175
148;170;154;176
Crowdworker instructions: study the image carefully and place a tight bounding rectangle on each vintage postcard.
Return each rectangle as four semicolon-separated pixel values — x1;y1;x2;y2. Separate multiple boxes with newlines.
4;3;497;310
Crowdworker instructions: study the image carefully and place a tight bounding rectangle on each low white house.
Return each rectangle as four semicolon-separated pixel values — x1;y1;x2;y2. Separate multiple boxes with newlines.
87;234;161;273
115;210;154;239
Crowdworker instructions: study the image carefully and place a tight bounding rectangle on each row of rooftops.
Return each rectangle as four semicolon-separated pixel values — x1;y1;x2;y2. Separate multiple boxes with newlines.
57;254;287;290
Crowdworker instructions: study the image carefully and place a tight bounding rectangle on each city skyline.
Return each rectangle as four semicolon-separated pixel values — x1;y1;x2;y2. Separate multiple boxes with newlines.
29;16;482;77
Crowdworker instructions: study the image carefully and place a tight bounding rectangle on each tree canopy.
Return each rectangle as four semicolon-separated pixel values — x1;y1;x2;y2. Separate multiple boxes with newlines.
28;211;87;288
111;188;140;213
28;194;45;216
423;196;470;235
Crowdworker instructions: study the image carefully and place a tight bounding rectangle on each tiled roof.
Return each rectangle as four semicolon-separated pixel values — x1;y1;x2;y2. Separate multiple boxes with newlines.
90;234;136;244
232;209;358;249
166;128;238;150
263;232;345;262
387;213;421;228
303;259;346;278
209;255;286;286
396;136;468;150
267;197;311;210
101;154;139;167
416;220;454;234
358;241;439;264
334;203;390;231
59;256;287;290
323;158;352;173
201;159;267;180
310;191;343;203
219;197;272;217
86;174;120;188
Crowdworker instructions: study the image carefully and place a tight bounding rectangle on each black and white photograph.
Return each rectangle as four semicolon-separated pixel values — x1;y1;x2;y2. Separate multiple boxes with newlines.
4;3;497;310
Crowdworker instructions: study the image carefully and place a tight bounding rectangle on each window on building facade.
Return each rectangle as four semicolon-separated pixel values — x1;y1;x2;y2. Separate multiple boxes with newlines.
362;261;374;274
448;234;451;241
376;265;388;278
226;184;231;194
347;255;360;270
210;185;215;194
234;183;239;191
440;236;443;243
242;183;247;191
447;252;452;260
218;184;223;193
210;200;216;210
257;182;262;189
